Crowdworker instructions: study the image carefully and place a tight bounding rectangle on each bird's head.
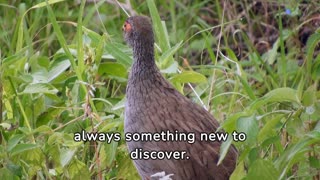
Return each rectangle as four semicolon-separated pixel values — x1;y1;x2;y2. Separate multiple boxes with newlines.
123;16;154;48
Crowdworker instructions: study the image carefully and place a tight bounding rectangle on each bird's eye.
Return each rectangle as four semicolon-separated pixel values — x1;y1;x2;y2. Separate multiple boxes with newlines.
123;21;132;32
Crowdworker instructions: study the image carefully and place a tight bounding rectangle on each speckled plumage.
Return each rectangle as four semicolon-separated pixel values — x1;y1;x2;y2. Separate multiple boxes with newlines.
124;16;237;180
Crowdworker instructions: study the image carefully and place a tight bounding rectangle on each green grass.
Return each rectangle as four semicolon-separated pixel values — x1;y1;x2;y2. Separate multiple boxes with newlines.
0;0;319;179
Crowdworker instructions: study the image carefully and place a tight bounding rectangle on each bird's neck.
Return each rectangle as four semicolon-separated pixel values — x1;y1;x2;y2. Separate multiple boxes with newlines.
130;42;158;81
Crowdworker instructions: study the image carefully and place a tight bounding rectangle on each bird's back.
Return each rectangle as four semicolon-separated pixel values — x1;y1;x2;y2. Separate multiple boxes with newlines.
125;70;237;180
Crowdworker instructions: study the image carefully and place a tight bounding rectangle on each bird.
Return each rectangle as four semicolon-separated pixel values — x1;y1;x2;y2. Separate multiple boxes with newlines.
123;15;237;180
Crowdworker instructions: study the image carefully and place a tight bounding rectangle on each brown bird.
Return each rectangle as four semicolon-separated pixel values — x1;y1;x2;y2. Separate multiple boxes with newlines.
123;15;237;180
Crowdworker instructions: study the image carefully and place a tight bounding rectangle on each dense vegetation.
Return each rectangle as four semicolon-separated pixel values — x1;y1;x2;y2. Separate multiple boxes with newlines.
0;0;319;179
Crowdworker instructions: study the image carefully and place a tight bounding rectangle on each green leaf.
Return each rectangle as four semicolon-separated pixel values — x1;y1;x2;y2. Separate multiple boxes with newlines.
236;114;258;145
147;0;170;52
98;62;127;78
258;115;283;142
82;26;103;46
221;111;250;133
104;141;118;166
6;162;22;177
263;38;280;65
76;0;86;75
306;33;320;76
302;85;316;106
48;58;71;82
46;0;80;80
218;135;233;165
112;97;125;111
33;125;53;134
7;134;25;151
230;161;246;180
22;148;45;165
170;71;207;83
0;167;21;180
250;87;300;111
2;51;26;67
117;154;140;179
10;144;39;156
160;61;178;74
92;98;113;107
21;83;58;94
286;117;304;136
311;54;320;80
30;0;65;9
67;159;90;179
31;69;49;83
60;149;76;167
263;87;300;103
36;107;64;127
275;135;320;178
159;41;182;68
246;159;279;180
105;42;132;68
99;119;123;132
248;147;259;165
309;156;320;168
95;33;107;66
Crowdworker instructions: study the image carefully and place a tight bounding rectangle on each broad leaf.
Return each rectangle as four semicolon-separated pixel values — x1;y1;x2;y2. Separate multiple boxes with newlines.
21;83;58;94
170;71;207;84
